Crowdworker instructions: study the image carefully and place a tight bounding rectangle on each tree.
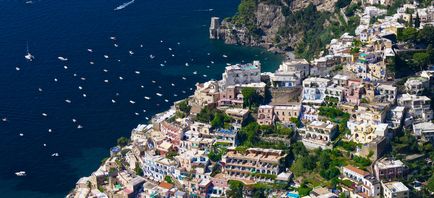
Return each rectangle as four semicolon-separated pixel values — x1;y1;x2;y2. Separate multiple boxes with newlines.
177;100;191;114
134;163;143;176
196;106;215;123
398;27;418;42
241;87;261;109
414;12;420;28
413;52;430;71
427;174;434;192
227;180;244;198
117;137;129;147
418;25;434;45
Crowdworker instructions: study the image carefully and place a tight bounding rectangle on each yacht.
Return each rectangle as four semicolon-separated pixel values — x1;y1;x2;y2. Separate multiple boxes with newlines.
15;171;26;177
156;93;163;97
129;100;136;104
58;56;68;61
24;43;34;61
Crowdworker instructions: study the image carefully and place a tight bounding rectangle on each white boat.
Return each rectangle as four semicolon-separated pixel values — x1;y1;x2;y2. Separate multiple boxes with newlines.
87;49;93;52
185;62;189;66
134;112;139;116
182;77;187;80
15;171;26;176
114;0;135;11
104;80;109;83
110;36;116;40
2;118;7;122
82;94;87;98
42;113;48;117
222;54;228;58
135;71;140;74
140;44;143;47
119;76;124;80
54;78;58;82
149;54;155;59
24;43;34;61
168;47;172;51
156;93;163;97
193;71;197;75
171;83;175;86
129;100;136;104
140;85;144;88
80;77;86;81
65;99;71;103
63;66;68;69
103;69;108;72
104;55;109;59
203;74;207;77
129;51;134;55
151;80;156;83
51;153;59;157
48;129;52;132
111;99;116;103
72;118;77;123
173;94;178;97
38;88;43;92
160;64;165;67
78;86;83;90
206;65;210;68
16;67;20;71
210;61;214;64
114;44;119;47
164;99;169;102
144;96;151;100
77;125;83;129
89;61;94;65
58;56;68;61
171;54;175;57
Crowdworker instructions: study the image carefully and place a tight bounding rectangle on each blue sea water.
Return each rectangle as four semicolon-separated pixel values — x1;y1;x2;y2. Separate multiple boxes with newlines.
0;0;282;197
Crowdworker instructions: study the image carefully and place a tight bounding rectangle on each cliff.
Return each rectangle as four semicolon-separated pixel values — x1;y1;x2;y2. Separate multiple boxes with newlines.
214;0;357;59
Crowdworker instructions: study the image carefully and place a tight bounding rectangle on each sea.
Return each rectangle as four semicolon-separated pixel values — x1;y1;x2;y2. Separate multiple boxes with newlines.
0;0;282;197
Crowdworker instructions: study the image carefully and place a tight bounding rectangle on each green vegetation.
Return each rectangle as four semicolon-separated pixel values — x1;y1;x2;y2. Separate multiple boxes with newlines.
227;180;244;198
117;137;129;147
175;100;191;118
134;163;143;176
166;150;178;160
241;87;263;109
164;175;173;184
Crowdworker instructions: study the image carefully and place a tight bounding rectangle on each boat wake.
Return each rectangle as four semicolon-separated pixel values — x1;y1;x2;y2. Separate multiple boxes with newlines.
114;0;135;11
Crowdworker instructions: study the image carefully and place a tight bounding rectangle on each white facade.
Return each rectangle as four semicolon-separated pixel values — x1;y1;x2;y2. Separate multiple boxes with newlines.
302;77;331;104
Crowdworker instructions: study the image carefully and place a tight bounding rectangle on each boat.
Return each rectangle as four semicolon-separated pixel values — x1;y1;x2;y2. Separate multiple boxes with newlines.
104;55;109;59
51;153;59;157
48;129;52;132
129;100;136;104
65;99;71;103
114;0;135;11
135;71;140;74
104;80;109;83
119;76;124;80
222;54;228;58
89;61;94;65
54;78;58;82
77;125;83;129
160;64;165;67
151;80;156;83
111;99;116;103
185;62;189;66
2;118;7;122
38;88;43;92
140;85;144;88
164;99;169;102
24;43;34;61
210;61;214;64
156;93;163;97
171;83;175;86
114;44;119;47
144;96;151;100
87;49;93;52
182;77;187;80
58;56;68;61
168;48;172;51
78;86;83;90
173;94;178;97
110;36;116;40
103;69;108;72
72;119;77;123
42;113;48;117
16;67;20;71
129;51;134;55
149;54;155;59
82;94;87;98
134;112;139;116
15;171;26;176
193;71;197;75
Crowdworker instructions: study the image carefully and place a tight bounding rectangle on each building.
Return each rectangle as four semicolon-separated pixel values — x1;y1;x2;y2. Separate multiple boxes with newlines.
220;61;261;89
376;84;397;104
374;158;406;181
274;104;301;124
387;106;405;130
299;121;337;149
225;108;249;125
223;147;287;183
271;59;310;88
302;77;331;104
191;81;220;108
160;121;186;147
257;105;275;125
342;165;381;198
142;153;179;182
405;77;429;95
344;79;362;105
397;94;433;124
212;128;238;146
348;122;388;144
382;181;409;198
413;122;434;142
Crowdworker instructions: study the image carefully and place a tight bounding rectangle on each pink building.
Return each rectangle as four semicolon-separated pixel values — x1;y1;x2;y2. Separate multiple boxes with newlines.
160;121;185;148
345;79;362;105
374;158;406;181
257;105;275;125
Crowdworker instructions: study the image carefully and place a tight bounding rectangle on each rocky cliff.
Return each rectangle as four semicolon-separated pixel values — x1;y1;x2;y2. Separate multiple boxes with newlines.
216;0;343;58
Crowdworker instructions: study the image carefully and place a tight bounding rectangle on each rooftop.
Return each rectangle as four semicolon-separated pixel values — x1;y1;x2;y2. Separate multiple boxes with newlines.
383;181;409;193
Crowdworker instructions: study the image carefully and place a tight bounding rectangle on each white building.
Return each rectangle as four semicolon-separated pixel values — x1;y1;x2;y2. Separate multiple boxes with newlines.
220;61;261;89
382;181;409;198
413;122;434;142
142;153;179;182
377;84;397;104
397;94;433;124
302;77;331;104
404;77;429;95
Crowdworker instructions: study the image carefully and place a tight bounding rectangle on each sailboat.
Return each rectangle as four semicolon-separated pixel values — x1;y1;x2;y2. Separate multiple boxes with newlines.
24;42;34;61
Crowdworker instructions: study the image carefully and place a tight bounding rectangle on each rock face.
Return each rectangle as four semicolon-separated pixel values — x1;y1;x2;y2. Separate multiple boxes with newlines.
215;0;336;54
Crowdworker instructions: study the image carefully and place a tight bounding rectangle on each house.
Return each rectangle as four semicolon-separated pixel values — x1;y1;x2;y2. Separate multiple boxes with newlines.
160;121;187;148
142;153;179;182
348;121;388;144
341;165;381;198
257;105;275;125
223;147;287;183
404;77;429;95
397;94;433;124
191;81;220;108
374;158;406;181
302;77;331;104
271;59;309;88
382;181;409;198
299;121;337;149
376;84;397;104
386;106;405;130
413;122;434;142
220;61;261;89
344;79;362;105
274;104;301;124
225;108;249;125
212;128;238;146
